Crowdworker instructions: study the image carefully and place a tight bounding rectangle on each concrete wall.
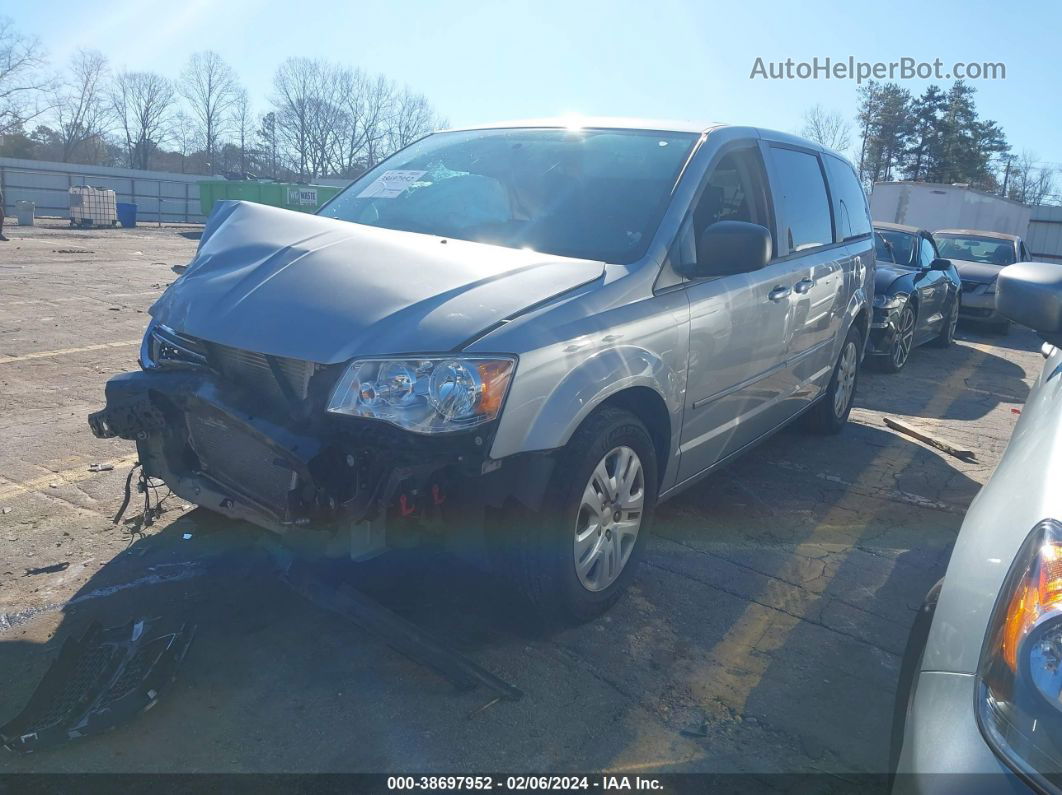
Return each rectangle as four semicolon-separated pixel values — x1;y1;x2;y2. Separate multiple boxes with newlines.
0;157;206;223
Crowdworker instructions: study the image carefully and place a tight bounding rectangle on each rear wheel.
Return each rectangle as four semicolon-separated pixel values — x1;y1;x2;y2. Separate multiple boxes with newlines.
931;299;958;348
806;325;861;435
501;407;658;622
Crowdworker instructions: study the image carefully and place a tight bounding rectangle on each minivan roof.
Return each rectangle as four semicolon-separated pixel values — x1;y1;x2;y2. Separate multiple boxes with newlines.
443;116;722;135
437;118;853;167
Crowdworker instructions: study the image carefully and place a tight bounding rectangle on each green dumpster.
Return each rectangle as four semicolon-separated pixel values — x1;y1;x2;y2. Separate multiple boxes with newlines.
198;181;343;217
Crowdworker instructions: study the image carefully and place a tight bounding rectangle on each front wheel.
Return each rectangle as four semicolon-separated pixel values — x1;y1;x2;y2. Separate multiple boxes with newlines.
876;303;916;373
806;325;861;435
501;407;658;622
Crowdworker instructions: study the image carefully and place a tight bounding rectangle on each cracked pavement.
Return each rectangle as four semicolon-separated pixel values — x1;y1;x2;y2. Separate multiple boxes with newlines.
0;222;1043;779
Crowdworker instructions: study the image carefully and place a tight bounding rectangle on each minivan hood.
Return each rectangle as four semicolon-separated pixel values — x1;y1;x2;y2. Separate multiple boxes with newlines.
950;258;1003;284
151;201;605;363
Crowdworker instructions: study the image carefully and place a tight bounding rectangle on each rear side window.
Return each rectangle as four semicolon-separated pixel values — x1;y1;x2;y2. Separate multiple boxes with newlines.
767;146;832;253
824;155;872;241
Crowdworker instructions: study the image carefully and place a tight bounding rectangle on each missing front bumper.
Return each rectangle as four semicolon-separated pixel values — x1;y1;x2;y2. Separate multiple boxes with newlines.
88;369;555;559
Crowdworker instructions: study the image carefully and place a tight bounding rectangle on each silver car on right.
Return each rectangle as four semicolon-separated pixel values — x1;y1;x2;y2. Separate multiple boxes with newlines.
935;228;1035;335
893;260;1062;793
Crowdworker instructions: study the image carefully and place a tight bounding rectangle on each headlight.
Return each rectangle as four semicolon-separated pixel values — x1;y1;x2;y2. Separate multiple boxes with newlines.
140;321;158;369
873;293;906;310
140;322;207;369
326;356;516;434
986;280;998;296
977;519;1062;789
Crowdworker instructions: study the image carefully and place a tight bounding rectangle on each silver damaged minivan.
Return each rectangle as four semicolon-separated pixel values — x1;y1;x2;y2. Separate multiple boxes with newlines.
88;119;874;620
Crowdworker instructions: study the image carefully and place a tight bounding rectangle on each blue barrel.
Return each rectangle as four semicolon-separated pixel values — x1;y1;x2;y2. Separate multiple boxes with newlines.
116;202;137;228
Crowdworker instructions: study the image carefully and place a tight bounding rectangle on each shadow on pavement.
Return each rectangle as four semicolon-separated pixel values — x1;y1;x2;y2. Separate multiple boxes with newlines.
858;332;1031;420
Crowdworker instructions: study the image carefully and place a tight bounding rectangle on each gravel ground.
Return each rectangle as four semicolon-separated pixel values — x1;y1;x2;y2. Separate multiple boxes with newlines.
0;221;1043;781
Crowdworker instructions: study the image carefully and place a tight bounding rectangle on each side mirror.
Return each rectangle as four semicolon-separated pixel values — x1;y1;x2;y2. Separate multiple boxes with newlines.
929;257;952;271
684;221;772;278
996;262;1062;346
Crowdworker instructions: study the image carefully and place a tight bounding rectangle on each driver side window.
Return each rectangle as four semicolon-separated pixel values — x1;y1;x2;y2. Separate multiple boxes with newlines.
674;146;771;271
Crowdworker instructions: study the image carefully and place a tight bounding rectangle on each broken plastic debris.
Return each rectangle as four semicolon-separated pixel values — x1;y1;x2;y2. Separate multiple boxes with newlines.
182;533;192;540
0;618;195;754
1;506;11;514
88;463;114;472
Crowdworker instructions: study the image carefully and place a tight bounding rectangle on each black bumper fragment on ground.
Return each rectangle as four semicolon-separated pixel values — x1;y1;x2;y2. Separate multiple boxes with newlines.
1;618;195;754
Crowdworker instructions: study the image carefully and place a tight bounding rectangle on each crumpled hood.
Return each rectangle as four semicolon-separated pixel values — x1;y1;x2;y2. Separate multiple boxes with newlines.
152;201;604;363
950;258;1003;284
874;263;915;295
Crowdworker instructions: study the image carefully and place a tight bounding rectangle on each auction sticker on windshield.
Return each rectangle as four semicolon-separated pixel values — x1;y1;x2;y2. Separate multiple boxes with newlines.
357;170;427;198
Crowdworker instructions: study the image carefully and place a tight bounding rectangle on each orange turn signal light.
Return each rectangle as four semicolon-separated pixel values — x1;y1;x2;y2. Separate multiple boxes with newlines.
475;360;514;418
1001;543;1062;671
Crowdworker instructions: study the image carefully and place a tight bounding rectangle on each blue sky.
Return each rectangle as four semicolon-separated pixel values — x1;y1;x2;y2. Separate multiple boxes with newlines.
9;0;1060;170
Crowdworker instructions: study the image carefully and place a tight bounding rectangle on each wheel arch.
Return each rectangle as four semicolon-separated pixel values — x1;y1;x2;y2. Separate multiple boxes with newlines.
595;387;672;489
488;345;682;489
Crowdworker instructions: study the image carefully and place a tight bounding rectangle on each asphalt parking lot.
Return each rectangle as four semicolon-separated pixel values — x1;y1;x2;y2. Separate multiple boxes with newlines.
0;222;1043;781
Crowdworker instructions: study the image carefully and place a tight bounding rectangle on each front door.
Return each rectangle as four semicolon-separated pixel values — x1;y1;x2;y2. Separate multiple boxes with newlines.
676;145;801;483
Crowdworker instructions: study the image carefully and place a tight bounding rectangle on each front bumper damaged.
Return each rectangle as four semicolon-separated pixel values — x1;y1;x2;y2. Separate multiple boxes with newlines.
868;306;903;356
88;369;554;560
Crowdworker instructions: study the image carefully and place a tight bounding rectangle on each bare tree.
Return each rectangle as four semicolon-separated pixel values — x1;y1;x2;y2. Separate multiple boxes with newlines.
110;71;175;170
0;16;50;136
230;88;255;175
50;49;111;162
271;57;347;180
335;70;393;175
179;51;240;173
1008;150;1056;206
801;104;852;154
256;110;280;179
386;87;441;153
168;109;198;173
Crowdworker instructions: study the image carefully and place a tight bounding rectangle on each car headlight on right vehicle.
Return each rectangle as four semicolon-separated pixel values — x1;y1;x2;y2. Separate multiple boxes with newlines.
873;293;907;311
977;518;1062;790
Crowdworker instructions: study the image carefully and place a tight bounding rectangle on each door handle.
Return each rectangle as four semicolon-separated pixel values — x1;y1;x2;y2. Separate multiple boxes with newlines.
768;286;792;302
793;278;815;294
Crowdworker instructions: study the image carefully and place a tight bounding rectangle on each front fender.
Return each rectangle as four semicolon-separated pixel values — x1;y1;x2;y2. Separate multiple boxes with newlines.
489;344;683;466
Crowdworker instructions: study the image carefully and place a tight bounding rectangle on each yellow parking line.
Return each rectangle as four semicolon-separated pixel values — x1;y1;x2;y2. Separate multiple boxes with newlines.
0;340;139;365
0;454;140;501
692;345;990;717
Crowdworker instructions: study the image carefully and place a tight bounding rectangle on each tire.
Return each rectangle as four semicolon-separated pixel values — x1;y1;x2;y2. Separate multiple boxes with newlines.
501;407;658;623
806;325;862;435
890;580;943;775
875;303;916;373
931;299;958;348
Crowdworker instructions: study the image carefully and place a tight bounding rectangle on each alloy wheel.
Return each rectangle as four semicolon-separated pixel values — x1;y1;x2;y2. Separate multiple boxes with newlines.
834;341;858;418
892;307;915;369
574;445;645;592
